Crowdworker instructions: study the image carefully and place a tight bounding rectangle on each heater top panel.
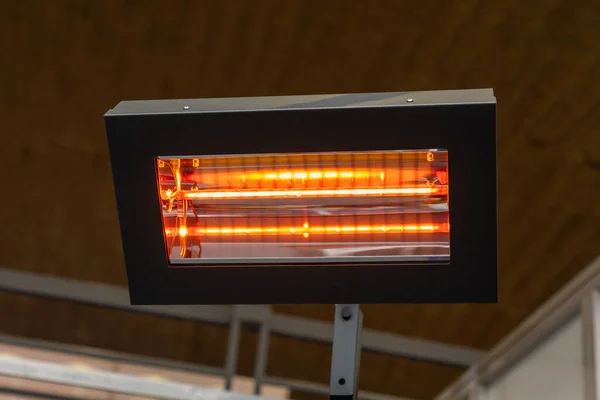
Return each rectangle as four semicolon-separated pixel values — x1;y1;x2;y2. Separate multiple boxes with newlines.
106;89;495;116
105;89;497;305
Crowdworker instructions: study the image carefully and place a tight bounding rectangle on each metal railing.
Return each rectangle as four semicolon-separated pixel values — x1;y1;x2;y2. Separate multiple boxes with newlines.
0;268;483;400
435;255;600;400
8;255;600;400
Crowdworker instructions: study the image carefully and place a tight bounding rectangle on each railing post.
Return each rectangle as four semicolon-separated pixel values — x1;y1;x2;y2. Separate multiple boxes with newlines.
582;289;600;400
254;319;271;395
224;309;242;391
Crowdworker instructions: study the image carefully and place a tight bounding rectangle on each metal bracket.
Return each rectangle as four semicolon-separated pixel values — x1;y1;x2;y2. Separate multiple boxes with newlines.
330;304;363;400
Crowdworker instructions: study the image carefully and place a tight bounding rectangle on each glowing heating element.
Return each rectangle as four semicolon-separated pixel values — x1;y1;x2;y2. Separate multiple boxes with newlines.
156;150;450;265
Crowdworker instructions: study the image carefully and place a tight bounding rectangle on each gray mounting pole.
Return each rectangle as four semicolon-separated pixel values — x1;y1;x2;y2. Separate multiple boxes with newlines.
330;304;363;400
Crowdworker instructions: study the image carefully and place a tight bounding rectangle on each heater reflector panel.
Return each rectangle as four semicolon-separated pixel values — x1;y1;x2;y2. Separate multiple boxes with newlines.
156;149;450;265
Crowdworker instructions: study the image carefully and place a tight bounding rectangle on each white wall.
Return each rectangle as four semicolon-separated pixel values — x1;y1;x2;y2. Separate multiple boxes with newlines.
487;315;584;400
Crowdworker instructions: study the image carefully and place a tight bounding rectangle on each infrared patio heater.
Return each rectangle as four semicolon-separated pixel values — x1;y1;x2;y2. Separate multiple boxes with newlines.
105;89;497;400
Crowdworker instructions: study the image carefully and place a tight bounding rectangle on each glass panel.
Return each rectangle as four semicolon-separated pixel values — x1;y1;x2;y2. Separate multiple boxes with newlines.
156;149;450;265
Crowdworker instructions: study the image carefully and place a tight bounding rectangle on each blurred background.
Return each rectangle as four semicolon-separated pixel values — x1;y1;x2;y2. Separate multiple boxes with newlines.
0;1;599;399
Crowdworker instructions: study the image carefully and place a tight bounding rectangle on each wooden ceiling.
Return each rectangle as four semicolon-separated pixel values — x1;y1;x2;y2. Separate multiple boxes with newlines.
1;0;599;399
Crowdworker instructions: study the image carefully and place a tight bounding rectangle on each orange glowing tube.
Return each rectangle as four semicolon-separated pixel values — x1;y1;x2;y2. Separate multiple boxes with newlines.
163;186;446;201
177;168;434;191
166;223;448;237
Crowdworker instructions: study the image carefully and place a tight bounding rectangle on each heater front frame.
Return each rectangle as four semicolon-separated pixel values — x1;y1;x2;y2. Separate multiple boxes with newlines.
105;89;497;305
